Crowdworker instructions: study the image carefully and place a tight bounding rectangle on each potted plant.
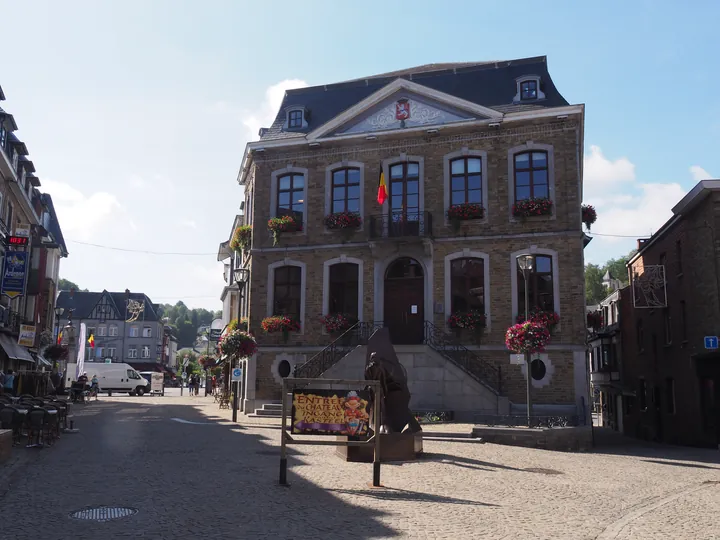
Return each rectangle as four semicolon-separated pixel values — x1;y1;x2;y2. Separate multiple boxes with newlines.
587;311;603;330
516;308;560;331
505;321;551;354
261;315;301;343
268;216;302;246
324;212;362;230
229;225;252;252
218;330;258;359
447;310;486;341
581;204;597;230
446;203;484;231
512;197;553;218
320;313;357;344
198;354;216;369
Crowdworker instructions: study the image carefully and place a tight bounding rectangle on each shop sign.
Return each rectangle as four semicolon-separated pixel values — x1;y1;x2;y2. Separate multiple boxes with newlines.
1;250;28;299
14;224;30;238
291;389;372;436
18;324;36;347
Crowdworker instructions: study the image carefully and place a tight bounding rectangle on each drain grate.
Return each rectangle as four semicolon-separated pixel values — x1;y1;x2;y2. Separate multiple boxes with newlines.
524;467;563;475
69;506;138;522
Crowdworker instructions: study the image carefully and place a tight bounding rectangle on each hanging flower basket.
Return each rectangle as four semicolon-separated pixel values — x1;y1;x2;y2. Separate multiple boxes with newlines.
268;216;302;246
261;315;301;343
587;311;604;329
512;197;553;218
324;212;362;230
447;203;484;227
581;204;597;230
447;310;487;331
229;225;252;252
218;330;257;359
198;354;216;369
505;321;551;354
516;308;560;330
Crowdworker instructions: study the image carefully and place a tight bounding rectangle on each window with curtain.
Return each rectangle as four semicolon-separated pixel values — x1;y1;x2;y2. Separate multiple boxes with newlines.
513;151;548;202
276;173;305;222
331;168;360;214
273;266;302;321
450;258;485;313
516;255;554;314
328;263;359;317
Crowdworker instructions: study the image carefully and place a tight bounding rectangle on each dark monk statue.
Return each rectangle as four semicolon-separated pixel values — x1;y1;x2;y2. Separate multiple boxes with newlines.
364;328;422;434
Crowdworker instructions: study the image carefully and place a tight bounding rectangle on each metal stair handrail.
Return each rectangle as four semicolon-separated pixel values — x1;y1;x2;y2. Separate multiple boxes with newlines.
293;321;384;379
423;321;501;394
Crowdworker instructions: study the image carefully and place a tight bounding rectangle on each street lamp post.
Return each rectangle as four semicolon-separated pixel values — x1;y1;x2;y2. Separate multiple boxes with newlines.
53;307;65;370
518;254;534;427
233;267;250;421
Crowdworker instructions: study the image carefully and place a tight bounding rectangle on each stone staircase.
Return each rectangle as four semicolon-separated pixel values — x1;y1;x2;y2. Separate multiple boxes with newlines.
248;401;282;418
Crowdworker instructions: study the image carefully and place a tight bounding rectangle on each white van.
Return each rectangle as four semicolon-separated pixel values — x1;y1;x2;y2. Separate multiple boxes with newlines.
85;363;150;396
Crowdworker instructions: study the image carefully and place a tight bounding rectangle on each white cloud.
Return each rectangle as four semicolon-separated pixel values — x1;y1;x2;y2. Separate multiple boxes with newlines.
242;79;308;141
41;179;123;240
690;165;712;181
181;219;197;229
583;146;686;242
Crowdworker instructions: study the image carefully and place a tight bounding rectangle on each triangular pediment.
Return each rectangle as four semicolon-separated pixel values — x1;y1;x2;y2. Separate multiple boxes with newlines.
308;78;502;141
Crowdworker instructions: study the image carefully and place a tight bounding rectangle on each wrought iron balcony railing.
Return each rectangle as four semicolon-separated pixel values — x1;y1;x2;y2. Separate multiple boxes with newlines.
368;211;433;240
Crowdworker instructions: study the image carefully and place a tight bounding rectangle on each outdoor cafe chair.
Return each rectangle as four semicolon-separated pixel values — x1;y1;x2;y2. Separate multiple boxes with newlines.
26;408;48;447
0;406;24;445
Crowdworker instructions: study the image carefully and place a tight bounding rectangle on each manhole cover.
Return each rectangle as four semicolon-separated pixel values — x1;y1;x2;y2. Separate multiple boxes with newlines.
69;506;138;522
524;468;563;475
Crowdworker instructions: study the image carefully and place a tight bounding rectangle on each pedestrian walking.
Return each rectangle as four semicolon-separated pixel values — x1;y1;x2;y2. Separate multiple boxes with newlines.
194;374;200;396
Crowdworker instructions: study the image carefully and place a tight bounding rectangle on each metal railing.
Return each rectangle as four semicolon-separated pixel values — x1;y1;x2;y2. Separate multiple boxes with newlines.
423;321;501;394
368;211;433;240
293;321;384;379
474;413;582;428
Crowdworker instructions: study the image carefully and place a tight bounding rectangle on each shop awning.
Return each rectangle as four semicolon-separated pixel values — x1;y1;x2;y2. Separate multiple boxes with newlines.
33;354;52;367
0;334;35;363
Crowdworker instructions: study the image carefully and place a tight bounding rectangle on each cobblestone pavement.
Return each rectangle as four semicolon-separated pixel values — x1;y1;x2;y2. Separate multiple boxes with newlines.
1;393;719;539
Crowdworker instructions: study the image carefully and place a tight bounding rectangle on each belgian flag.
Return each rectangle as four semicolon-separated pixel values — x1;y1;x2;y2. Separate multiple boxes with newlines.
87;334;95;348
377;165;388;205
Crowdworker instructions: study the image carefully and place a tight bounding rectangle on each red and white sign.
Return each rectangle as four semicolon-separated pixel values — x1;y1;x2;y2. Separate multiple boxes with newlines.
395;98;411;121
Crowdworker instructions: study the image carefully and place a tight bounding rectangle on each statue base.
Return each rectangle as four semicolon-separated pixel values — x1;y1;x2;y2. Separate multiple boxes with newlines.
335;432;424;463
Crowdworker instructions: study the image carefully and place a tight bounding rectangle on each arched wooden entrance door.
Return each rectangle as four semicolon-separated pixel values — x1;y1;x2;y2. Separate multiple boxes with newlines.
384;257;424;345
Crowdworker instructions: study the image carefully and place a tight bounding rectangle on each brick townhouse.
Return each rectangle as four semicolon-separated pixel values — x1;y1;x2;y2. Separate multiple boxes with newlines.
620;180;720;447
232;57;591;419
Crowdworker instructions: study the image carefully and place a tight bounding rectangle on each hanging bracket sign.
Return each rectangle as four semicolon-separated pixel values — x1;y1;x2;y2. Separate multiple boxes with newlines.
1;251;28;299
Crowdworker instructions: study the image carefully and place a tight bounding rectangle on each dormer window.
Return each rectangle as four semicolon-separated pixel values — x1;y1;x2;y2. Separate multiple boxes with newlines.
288;109;304;129
514;76;545;103
520;80;537;101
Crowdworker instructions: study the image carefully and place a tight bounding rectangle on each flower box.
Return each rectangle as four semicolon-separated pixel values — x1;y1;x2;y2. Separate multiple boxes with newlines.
516;309;560;330
324;212;362;230
320;312;357;334
198;354;216;368
261;315;301;343
447;310;487;331
229;225;252;252
512;197;553;218
505;321;551;354
446;203;484;227
581;204;597;230
218;330;257;359
268;216;302;246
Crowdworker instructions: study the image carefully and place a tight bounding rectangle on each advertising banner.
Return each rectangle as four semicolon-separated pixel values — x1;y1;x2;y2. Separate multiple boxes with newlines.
291;389;372;436
151;372;164;393
18;324;36;347
1;251;28;299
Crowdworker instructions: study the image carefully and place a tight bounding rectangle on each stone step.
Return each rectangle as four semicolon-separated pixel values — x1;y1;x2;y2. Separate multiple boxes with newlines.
252;408;282;417
262;403;283;411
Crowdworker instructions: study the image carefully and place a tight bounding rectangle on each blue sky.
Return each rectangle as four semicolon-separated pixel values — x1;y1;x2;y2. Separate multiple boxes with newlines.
1;0;717;309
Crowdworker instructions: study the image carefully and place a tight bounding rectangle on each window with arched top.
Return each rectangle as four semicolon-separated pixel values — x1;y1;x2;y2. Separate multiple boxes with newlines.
513;151;549;202
331;168;361;214
328;263;359;316
450;258;485;313
386;257;423;279
273;265;302;322
517;254;554;314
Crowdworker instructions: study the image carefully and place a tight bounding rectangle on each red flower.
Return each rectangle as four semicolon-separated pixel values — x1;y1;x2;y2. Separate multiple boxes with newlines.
513;197;553;218
447;310;486;330
324;212;362;230
261;315;301;334
516;308;560;329
218;330;258;359
505;321;551;354
320;313;357;333
581;204;597;230
447;203;484;222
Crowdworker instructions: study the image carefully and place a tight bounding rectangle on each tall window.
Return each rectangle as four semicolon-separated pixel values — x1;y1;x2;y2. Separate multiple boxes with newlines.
331;168;360;214
276;173;305;223
389;162;420;218
143;326;152;338
450;258;485;313
676;240;683;275
96;347;104;359
128;346;138;359
97;326;107;337
109;325;118;337
520;80;538;100
665;378;676;414
129;326;139;337
141;345;150;359
680;301;687;341
513;151;548;202
664;308;672;345
328;263;359;317
273;266;302;321
639;379;647;411
449;157;482;206
107;347;116;358
517;255;554;314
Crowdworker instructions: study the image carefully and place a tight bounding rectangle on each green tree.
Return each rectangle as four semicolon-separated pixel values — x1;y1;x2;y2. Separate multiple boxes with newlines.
58;278;88;292
584;263;608;305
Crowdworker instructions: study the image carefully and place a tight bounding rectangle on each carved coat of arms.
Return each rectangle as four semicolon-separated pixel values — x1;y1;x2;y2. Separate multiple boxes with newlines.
395;98;411;121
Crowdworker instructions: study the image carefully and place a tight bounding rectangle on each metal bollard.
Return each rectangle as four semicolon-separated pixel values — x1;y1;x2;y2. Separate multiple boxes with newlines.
70;420;74;430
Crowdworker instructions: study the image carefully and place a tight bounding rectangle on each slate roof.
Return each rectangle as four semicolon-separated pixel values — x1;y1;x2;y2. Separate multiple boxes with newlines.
40;193;68;255
260;56;570;142
56;290;162;321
